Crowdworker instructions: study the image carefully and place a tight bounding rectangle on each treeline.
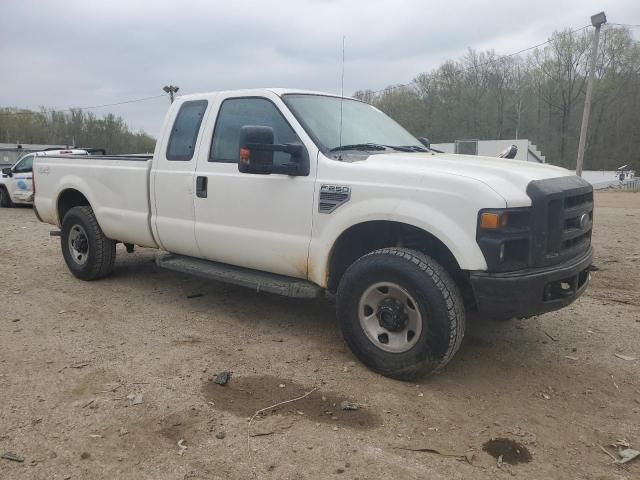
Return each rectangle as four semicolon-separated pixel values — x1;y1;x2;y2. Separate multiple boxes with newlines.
354;26;640;170
0;109;155;154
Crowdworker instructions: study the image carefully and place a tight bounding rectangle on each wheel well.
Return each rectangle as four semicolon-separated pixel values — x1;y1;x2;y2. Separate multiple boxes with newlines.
327;221;474;305
57;189;90;223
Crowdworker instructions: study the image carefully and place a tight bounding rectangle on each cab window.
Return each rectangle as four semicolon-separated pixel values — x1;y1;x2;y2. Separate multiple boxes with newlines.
166;100;208;161
210;98;298;166
13;155;34;173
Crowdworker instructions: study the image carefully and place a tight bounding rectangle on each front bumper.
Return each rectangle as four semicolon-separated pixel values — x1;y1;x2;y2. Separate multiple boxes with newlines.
469;247;592;319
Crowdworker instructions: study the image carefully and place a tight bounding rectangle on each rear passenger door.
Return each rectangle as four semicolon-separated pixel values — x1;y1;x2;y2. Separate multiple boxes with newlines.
151;99;209;257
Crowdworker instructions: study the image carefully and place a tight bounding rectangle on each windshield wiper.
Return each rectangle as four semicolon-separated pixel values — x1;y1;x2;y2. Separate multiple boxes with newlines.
329;143;388;152
393;145;429;152
329;143;429;153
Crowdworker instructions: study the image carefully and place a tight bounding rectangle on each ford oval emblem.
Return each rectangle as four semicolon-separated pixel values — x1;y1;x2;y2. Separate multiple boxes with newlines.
579;213;589;230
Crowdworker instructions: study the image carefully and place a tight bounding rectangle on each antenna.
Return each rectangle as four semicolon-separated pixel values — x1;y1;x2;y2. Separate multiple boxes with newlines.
339;36;345;147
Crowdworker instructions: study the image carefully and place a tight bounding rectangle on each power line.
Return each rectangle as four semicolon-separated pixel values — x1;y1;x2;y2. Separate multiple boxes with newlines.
0;94;167;117
367;24;591;95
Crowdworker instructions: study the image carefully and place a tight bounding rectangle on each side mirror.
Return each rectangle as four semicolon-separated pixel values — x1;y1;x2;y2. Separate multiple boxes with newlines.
238;125;309;176
498;145;518;159
1;167;12;177
238;125;275;175
418;137;431;149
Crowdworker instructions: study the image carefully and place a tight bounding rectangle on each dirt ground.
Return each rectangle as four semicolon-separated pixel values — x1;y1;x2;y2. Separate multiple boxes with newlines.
1;192;639;480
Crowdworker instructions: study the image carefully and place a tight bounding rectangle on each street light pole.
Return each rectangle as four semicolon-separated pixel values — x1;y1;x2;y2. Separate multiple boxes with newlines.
162;85;180;103
576;11;606;177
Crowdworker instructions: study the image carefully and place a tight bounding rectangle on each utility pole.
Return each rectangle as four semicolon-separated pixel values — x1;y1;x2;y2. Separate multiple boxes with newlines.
162;85;180;103
576;11;606;177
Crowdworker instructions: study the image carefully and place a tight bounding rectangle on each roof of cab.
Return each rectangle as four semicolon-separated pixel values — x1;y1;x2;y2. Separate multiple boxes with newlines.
176;88;350;101
36;149;89;156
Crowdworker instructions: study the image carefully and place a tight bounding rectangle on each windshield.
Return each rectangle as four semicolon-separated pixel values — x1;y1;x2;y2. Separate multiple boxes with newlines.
13;155;34;173
282;94;423;153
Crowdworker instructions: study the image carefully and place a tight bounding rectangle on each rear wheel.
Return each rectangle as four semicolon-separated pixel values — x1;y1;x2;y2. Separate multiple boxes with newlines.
61;206;116;280
0;187;13;208
336;248;465;380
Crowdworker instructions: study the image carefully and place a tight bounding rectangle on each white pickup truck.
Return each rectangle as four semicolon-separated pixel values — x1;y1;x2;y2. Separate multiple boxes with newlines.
34;89;594;380
1;148;103;207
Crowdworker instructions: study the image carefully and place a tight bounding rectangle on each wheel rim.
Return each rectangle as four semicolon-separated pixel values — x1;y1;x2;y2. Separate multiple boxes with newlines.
358;282;423;353
68;224;90;265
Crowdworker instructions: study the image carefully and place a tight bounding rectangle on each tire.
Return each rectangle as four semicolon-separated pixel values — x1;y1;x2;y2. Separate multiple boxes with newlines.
336;248;465;381
61;206;116;280
0;187;13;208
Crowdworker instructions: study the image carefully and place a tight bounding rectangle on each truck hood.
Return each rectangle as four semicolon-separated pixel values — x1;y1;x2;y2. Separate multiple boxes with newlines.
363;152;572;207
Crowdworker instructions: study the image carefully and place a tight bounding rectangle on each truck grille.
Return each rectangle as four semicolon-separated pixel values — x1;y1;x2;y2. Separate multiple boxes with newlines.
527;176;593;267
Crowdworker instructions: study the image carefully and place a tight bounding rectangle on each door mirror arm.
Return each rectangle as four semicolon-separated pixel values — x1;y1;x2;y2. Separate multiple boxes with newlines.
246;142;299;155
246;143;308;176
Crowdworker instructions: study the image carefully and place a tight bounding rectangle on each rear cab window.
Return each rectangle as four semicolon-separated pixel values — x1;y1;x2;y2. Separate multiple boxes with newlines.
167;100;208;161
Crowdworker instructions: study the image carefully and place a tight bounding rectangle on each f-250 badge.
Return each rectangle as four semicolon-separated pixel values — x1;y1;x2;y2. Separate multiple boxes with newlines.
319;184;351;213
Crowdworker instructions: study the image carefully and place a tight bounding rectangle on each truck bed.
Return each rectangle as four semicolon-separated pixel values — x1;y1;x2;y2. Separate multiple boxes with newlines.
34;154;158;248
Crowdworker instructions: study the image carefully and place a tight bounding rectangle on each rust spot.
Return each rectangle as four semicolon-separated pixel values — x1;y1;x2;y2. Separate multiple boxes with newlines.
306;257;327;288
306;258;317;282
293;256;308;279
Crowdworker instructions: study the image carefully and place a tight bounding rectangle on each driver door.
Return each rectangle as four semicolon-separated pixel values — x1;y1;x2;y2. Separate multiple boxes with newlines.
194;95;317;279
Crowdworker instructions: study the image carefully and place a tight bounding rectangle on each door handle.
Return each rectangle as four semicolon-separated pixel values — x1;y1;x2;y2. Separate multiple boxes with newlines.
196;176;208;198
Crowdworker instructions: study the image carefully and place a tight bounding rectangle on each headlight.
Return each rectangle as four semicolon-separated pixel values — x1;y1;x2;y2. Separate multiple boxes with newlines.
477;208;532;271
478;209;531;232
479;211;508;230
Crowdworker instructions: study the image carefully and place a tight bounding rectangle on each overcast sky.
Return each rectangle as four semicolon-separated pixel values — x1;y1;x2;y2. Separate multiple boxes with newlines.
1;0;638;136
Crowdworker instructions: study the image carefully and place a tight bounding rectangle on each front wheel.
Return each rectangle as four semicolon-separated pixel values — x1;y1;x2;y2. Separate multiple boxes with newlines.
336;248;465;380
0;187;13;208
61;206;116;280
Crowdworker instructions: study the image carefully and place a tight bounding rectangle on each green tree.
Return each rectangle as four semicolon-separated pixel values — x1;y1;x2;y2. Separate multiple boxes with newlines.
0;108;155;154
357;26;639;171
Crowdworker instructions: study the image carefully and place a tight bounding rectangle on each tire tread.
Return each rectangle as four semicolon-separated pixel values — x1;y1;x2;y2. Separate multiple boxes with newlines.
62;206;115;280
0;187;13;208
337;247;466;380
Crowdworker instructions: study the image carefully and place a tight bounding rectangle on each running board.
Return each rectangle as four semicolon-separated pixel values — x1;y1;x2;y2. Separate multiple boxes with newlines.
155;253;324;299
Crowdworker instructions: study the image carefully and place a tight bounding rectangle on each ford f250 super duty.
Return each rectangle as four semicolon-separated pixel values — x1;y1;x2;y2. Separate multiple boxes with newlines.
33;89;594;380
